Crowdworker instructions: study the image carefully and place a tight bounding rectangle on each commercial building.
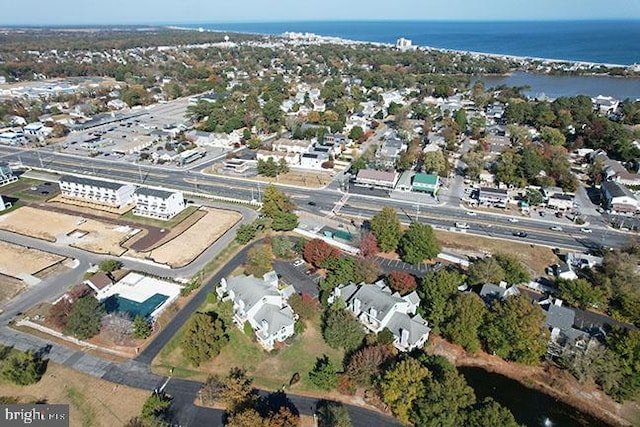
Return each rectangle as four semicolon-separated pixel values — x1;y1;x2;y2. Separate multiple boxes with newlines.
58;175;135;208
478;187;509;208
411;173;440;194
133;188;186;220
355;169;399;190
601;180;639;213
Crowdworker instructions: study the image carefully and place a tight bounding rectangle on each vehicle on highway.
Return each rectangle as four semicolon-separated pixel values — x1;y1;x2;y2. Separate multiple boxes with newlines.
550;226;563;231
455;222;470;229
513;231;528;237
308;201;317;206
508;217;519;223
580;228;593;233
466;211;477;216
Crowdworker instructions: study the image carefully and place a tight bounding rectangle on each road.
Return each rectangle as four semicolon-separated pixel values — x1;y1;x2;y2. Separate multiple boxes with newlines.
0;145;632;252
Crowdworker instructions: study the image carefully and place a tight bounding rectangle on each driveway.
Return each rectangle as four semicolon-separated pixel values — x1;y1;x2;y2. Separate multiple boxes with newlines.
273;259;320;298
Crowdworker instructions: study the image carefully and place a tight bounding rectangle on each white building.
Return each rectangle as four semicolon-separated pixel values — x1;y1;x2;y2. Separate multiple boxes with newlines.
58;175;135;208
217;271;297;351
0;195;11;211
328;281;430;352
271;138;314;154
0;132;27;146
133;188;186;220
256;150;299;166
0;162;18;186
300;152;329;169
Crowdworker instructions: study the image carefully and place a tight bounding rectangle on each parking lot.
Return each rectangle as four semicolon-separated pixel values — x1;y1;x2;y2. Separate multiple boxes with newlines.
374;256;440;277
273;259;321;298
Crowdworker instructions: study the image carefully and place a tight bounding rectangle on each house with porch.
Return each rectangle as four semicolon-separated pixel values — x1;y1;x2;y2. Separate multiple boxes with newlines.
216;271;297;351
328;281;431;352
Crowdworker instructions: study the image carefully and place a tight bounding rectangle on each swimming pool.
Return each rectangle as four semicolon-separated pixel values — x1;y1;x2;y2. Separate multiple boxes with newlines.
103;293;169;319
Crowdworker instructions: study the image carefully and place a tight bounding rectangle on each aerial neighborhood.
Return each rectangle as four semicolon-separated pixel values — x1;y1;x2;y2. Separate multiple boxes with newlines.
0;24;638;427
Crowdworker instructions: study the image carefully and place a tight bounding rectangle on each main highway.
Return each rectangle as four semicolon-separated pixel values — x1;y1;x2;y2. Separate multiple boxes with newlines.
0;145;632;252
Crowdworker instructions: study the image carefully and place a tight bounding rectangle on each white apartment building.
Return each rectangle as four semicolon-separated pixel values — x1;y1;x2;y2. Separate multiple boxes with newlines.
58;175;135;208
133;187;186;220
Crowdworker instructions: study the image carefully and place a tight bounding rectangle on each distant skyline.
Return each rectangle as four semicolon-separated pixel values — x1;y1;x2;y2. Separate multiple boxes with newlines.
0;0;639;26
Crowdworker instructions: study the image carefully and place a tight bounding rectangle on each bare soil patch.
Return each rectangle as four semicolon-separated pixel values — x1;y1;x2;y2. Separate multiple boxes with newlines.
0;274;27;306
0;362;148;427
0;240;65;278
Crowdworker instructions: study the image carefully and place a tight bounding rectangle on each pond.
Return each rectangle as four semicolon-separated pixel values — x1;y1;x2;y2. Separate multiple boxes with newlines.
458;366;609;427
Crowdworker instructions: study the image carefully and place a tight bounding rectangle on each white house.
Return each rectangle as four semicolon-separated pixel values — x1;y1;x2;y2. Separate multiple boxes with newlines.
271;138;314;154
0;195;11;211
0;131;27;146
84;272;115;300
328;281;431;352
0;162;18;186
58;175;136;208
133;188;186;220
217;271;297;351
300;152;329;169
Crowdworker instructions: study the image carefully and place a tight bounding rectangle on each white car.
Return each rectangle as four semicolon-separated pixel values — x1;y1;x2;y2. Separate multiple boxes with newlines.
455;222;470;229
508;218;519;223
293;259;305;267
466;211;477;216
550;226;563;231
580;228;593;233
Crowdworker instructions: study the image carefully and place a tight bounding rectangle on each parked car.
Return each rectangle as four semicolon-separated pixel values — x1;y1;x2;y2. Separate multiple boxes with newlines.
307;201;317;206
293;259;305;267
508;217;519;223
513;231;528;237
466;211;477;216
580;228;593;233
550;226;563;231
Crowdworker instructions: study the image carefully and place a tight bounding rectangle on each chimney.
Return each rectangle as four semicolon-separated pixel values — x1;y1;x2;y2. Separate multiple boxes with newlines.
401;329;410;347
554;299;563;307
353;298;361;314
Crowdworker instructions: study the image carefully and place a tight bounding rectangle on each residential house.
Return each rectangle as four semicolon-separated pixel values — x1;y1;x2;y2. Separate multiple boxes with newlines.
355;169;399;190
216;271;297;351
328;281;431;352
0;195;11;211
411;173;440;195
591;95;619;115
539;298;593;357
478;187;509;208
300;152;329;170
271;138;314;154
601;180;639;214
84;272;115;300
58;175;136;208
479;282;521;305
0;162;18;186
377;135;407;167
486;134;511;156
133;188;186;220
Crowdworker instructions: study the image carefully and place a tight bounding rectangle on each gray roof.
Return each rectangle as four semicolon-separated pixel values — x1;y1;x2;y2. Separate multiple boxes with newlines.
346;282;405;323
225;274;280;313
254;304;295;336
60;175;127;191
545;303;576;332
480;283;520;303
602;180;635;199
135;187;179;199
479;187;508;196
386;311;430;348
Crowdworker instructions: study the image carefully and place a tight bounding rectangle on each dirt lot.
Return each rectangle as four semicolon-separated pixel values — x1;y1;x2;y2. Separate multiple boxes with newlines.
0;240;65;278
142;208;240;267
0;362;148;427
257;170;333;188
0;206;138;256
0;274;26;306
435;229;559;276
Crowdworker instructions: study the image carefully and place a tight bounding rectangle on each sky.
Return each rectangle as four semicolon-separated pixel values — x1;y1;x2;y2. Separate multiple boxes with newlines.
0;0;639;26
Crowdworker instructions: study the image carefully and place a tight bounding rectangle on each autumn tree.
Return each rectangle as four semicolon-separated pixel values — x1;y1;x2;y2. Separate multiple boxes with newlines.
304;239;339;267
370;206;402;253
468;257;506;285
386;271;417;295
346;345;394;387
226;408;263;427
245;244;273;277
219;368;257;413
480;296;548;365
182;312;229;367
380;358;430;423
265;406;299;427
358;232;379;257
464;398;522;427
442;293;487;353
398;222;441;264
494;253;531;285
352;257;382;284
49;297;74;329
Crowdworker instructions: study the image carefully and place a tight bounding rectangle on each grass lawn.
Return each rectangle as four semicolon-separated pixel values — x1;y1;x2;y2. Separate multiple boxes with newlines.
121;205;199;229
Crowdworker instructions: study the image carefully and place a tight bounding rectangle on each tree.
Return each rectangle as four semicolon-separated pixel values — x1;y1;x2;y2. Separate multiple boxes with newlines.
557;278;607;309
257;157;280;177
348;126;364;141
423;150;447;176
541;126;566;146
226;408;263;427
64;296;104;340
1;350;47;385
316;401;353;427
271;235;294;259
370;207;402;253
465;398;522;427
140;392;172;426
182;312;229;367
261;184;294;219
468;257;505;286
418;270;465;333
133;315;152;339
398;222;441;264
352;257;382;284
322;303;365;351
358;232;379;257
346;345;394;387
235;223;257;244
99;259;121;273
386;271;417;295
454;109;468;132
219;368;256;413
304;239;340;267
272;211;298;231
480;296;549;364
442;293;487;353
380;358;430;423
494;254;531;285
605;328;640;401
308;355;338;390
266;406;299;427
48;297;74;329
245;244;273;277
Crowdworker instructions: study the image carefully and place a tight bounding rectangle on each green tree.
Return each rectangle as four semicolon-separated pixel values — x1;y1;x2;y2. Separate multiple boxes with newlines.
1;350;47;385
465;398;522;427
257;157;280;177
557;278;607;309
454;109;468;132
308;355;338;390
133;315;152;339
422;150;447;176
182;312;229;367
418;270;465;333
443;293;487;353
349;157;367;174
380;358;430;423
245;244;273;277
64;296;104;340
316;401;353;427
140;392;172;425
235;223;257;244
261;184;294;218
370;206;402;253
605;328;640;401
322;302;365;352
494;254;531;285
398;222;441;264
540;126;566;146
271;210;299;231
480;296;549;365
468;257;506;285
348;126;364;141
99;259;121;273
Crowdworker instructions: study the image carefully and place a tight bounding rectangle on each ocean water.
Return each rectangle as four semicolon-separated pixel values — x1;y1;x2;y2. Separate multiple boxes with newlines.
186;20;640;66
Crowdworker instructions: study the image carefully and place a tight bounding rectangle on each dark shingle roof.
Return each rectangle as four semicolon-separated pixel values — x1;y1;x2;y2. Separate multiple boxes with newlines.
135;187;177;199
60;175;127;191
